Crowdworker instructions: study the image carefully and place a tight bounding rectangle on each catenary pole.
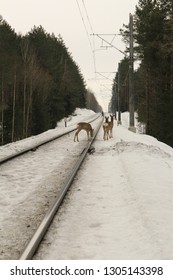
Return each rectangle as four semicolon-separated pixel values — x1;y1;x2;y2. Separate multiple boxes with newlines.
117;63;122;125
128;13;136;132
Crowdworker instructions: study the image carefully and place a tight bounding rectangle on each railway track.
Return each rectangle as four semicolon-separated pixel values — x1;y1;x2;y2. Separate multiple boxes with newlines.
0;113;101;165
19;117;102;259
0;114;103;259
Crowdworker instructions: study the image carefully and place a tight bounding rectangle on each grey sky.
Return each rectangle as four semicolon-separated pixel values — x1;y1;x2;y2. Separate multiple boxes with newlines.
0;0;139;110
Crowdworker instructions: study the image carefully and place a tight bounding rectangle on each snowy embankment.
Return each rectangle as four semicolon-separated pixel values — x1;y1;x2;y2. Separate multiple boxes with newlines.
0;108;95;160
36;112;173;260
0;108;96;260
1;109;173;260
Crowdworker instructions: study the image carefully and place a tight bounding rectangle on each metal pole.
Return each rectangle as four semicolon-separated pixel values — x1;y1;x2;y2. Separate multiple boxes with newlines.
114;86;117;120
117;63;122;125
128;13;136;132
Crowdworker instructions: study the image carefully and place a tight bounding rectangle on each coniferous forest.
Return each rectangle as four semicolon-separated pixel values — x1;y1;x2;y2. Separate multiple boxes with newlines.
110;0;173;148
0;17;102;145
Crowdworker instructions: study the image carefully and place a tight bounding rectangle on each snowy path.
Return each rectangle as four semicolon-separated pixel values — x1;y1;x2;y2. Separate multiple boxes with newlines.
34;122;173;260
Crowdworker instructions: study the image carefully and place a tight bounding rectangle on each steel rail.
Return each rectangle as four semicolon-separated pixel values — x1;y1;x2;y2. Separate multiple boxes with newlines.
19;117;103;260
0;114;101;165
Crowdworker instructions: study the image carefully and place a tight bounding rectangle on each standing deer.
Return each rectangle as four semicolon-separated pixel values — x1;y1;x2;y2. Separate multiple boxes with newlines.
103;116;110;140
74;122;94;142
102;114;114;140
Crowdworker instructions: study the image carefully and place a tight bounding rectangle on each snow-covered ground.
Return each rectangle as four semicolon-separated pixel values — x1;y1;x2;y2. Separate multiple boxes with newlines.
0;108;97;260
0;108;96;159
0;108;173;260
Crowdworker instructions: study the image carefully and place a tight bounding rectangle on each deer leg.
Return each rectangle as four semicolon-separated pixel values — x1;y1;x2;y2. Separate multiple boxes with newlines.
77;131;79;142
77;128;82;142
74;129;80;142
74;131;77;142
107;130;109;140
104;130;108;141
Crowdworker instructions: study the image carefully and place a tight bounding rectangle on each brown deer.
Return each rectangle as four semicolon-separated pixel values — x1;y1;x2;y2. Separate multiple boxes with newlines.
74;122;94;142
102;114;114;140
103;116;110;140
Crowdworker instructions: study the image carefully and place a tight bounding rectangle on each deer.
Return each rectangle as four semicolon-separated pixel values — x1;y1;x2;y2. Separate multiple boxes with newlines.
103;116;110;140
102;114;114;140
74;122;94;142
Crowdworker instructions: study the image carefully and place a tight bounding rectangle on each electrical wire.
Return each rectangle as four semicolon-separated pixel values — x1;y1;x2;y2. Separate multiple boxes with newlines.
76;0;97;73
75;0;112;110
81;0;97;76
76;0;92;50
82;0;94;37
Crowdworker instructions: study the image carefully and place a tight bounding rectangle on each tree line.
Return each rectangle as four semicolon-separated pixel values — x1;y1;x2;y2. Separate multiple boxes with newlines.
110;0;173;147
0;17;101;145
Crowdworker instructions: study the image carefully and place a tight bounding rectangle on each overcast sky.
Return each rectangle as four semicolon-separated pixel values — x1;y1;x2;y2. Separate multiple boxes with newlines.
0;0;139;110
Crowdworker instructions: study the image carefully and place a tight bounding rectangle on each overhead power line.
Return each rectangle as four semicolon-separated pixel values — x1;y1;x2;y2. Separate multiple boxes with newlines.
82;0;94;35
76;0;93;51
76;0;117;110
76;0;97;74
91;34;127;56
95;72;114;82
